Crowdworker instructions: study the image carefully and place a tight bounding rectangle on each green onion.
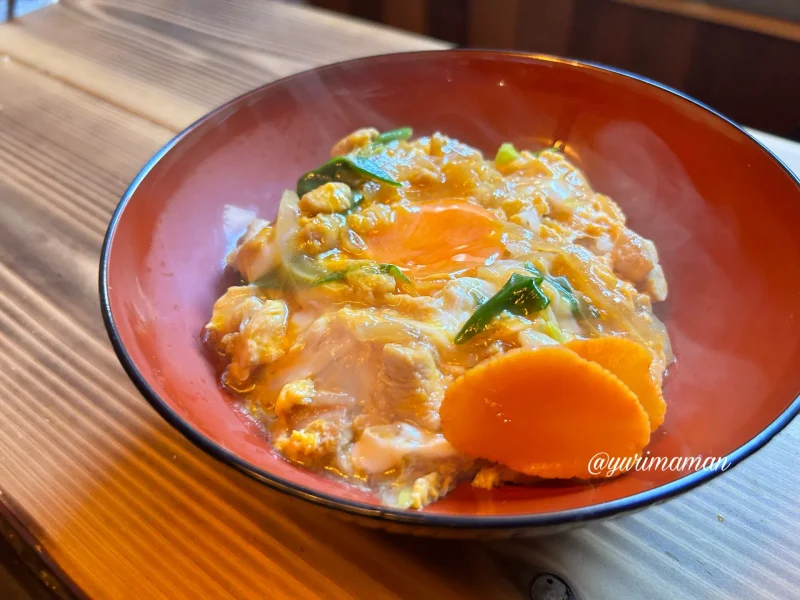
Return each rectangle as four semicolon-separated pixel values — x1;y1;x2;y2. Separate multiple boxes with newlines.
273;190;331;288
494;142;520;165
524;262;582;317
296;156;400;197
378;263;411;285
374;127;413;144
312;270;349;286
545;275;580;316
312;262;411;288
454;273;550;344
523;261;545;284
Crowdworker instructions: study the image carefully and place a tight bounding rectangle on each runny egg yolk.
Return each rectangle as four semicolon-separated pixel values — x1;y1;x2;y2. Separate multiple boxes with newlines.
363;199;505;276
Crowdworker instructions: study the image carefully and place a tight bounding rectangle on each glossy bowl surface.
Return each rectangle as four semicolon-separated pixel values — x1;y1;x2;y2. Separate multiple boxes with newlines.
101;50;800;534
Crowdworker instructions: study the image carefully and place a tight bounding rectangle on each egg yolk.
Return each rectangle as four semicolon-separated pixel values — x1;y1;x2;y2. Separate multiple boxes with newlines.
363;200;505;276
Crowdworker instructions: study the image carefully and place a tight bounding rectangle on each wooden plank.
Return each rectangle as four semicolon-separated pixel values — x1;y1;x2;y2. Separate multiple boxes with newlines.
0;0;448;130
382;0;427;35
467;0;519;49
613;0;800;42
427;0;469;45
569;0;638;69
568;0;699;90
0;1;799;598
307;0;352;14
0;56;529;600
2;54;800;600
349;0;383;23
566;0;799;137
685;21;800;135
515;0;576;56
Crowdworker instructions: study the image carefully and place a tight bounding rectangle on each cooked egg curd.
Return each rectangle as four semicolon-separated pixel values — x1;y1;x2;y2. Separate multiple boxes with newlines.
205;127;671;508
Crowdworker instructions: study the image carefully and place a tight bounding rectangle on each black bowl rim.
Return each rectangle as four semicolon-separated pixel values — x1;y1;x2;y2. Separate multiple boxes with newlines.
100;49;800;530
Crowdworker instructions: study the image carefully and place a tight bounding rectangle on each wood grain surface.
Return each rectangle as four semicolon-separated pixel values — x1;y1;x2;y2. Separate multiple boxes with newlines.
310;0;800;139
615;0;800;42
0;0;447;131
0;1;799;598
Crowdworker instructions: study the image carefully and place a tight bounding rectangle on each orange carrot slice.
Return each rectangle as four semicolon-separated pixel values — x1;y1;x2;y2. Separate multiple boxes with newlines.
565;337;665;432
440;347;650;479
364;200;504;276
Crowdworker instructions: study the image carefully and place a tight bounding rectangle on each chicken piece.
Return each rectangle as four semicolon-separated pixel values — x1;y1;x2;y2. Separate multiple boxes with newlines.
226;219;279;282
439;277;492;314
296;213;344;255
299;182;354;216
225;298;289;384
611;229;658;283
434;277;496;335
274;378;315;417
205;286;263;342
267;308;406;410
206;288;289;383
638;264;668;302
330;127;379;157
274;379;356;428
374;343;445;430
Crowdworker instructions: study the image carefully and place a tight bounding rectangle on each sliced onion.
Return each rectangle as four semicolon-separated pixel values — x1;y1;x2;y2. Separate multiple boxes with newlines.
274;189;327;286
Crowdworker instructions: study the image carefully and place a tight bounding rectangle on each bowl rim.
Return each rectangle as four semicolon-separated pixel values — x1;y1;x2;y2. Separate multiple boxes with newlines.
100;49;800;529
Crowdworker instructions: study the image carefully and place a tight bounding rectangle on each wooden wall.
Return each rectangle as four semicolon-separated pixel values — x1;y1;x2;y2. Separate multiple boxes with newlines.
308;0;800;140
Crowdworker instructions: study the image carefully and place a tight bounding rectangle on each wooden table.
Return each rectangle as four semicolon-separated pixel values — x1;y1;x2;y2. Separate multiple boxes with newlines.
0;1;798;598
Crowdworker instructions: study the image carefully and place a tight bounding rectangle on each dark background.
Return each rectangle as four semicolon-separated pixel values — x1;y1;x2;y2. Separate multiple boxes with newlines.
308;0;800;140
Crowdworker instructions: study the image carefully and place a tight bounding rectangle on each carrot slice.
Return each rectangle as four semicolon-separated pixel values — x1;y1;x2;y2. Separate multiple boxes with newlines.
565;337;666;432
440;347;650;479
364;200;504;276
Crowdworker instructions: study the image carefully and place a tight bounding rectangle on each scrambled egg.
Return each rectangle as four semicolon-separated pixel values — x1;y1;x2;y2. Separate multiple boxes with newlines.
205;128;671;508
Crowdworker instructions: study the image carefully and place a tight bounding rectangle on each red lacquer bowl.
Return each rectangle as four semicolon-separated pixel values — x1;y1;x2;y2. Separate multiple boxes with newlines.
100;51;800;537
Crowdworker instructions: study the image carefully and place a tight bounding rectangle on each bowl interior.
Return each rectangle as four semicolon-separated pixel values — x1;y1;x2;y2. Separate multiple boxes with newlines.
105;51;800;519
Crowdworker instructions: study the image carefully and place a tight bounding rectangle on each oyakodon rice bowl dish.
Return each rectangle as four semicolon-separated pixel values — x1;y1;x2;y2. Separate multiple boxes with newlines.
205;127;673;509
